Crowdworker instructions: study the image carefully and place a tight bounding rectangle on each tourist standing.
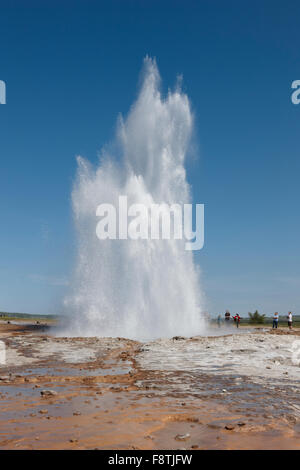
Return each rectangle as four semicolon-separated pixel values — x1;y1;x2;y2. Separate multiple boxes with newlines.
224;310;231;326
287;312;293;330
233;313;241;328
273;312;279;329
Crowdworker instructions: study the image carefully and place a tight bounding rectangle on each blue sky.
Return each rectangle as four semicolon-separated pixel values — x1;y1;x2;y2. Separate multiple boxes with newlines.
0;0;299;316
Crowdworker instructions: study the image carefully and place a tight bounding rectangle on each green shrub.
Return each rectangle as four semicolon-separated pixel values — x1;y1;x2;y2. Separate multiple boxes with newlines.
248;310;265;324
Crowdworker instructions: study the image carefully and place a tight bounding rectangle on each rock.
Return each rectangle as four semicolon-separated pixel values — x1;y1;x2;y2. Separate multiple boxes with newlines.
225;424;235;430
175;433;191;441
73;411;81;416
40;390;58;397
191;445;199;449
187;417;199;423
286;415;297;424
237;422;246;427
0;376;10;382
69;439;78;443
111;386;122;392
120;351;129;359
172;336;185;341
39;409;48;414
207;423;222;429
25;377;38;383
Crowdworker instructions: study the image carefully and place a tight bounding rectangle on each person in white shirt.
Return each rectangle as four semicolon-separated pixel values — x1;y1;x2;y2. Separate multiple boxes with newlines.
287;311;293;330
273;312;279;329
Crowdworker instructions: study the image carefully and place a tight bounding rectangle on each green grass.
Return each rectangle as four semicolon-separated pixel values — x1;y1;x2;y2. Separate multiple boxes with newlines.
212;315;300;327
0;311;59;323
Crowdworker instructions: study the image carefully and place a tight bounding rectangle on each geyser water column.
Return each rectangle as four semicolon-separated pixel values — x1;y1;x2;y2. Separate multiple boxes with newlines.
64;57;205;339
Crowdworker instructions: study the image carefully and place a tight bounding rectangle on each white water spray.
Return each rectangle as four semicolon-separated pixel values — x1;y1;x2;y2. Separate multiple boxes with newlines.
64;58;204;339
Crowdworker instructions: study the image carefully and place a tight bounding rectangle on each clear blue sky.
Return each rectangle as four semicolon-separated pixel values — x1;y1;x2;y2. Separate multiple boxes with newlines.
0;0;299;316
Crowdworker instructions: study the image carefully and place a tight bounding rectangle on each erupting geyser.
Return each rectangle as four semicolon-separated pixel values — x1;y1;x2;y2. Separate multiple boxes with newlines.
64;57;205;339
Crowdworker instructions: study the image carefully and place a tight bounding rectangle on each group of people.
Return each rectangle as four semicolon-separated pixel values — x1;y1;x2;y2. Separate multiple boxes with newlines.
217;311;242;328
225;311;241;328
272;311;293;330
216;311;294;329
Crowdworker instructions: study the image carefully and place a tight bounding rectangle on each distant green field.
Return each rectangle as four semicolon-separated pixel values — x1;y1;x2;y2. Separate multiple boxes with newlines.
1;311;299;327
211;315;300;327
0;312;59;322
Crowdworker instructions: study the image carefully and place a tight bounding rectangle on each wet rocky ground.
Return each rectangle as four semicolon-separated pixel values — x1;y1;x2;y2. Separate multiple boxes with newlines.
0;321;299;449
